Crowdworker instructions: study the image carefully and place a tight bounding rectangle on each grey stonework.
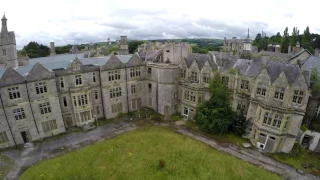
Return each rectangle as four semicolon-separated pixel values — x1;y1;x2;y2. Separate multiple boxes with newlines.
0;17;317;155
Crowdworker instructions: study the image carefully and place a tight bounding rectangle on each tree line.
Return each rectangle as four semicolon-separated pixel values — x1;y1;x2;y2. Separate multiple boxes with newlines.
253;26;320;54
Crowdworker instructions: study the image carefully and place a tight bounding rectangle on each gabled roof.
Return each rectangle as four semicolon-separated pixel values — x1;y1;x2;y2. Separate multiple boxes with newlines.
126;53;145;67
266;61;301;85
100;55;125;71
266;61;285;82
0;67;25;87
184;53;217;70
26;63;55;82
288;49;312;62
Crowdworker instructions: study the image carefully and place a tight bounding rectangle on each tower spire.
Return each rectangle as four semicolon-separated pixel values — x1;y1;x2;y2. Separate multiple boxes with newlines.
247;28;249;38
1;12;8;34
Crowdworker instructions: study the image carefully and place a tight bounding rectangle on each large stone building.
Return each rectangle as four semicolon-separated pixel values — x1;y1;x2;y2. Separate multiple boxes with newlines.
0;15;318;153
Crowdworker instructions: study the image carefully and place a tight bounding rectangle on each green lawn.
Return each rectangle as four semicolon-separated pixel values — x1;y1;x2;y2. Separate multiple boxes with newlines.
0;154;13;179
20;126;281;180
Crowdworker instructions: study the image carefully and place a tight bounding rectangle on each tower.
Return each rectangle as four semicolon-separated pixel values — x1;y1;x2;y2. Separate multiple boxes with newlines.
50;42;56;56
240;28;253;59
119;36;129;55
1;13;8;36
0;13;18;68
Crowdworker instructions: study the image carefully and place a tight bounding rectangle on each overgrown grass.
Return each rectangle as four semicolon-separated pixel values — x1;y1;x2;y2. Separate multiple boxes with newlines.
0;154;13;179
20;126;280;180
267;144;320;176
185;121;249;146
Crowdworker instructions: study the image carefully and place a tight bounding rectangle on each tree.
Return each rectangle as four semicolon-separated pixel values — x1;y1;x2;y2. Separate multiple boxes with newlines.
281;27;290;53
107;45;120;54
302;26;311;49
231;111;248;135
22;41;50;58
128;41;144;54
195;73;247;135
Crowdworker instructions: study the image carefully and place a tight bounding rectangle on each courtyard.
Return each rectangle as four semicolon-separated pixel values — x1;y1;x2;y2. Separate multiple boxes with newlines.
19;126;281;180
0;109;318;180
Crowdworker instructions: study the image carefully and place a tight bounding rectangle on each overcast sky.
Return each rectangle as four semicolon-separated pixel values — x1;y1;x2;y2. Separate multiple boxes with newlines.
0;0;319;49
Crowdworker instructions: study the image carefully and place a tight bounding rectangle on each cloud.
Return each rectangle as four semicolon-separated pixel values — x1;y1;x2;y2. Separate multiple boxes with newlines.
0;0;319;49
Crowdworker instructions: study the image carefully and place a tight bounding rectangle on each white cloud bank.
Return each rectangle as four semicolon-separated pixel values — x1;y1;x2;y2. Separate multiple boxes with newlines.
0;0;319;49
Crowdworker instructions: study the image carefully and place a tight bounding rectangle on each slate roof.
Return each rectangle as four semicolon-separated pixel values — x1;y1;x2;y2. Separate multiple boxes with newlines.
258;50;289;61
300;56;320;78
184;53;217;70
264;61;301;85
26;63;55;82
0;67;25;87
288;49;312;62
100;55;125;71
231;58;265;77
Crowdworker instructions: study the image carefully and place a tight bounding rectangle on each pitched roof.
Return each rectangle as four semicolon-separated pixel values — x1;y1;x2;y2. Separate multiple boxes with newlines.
26;63;55;82
258;50;289;61
184;53;217;70
288;49;312;62
126;53;145;67
0;67;25;87
266;61;301;85
100;55;125;70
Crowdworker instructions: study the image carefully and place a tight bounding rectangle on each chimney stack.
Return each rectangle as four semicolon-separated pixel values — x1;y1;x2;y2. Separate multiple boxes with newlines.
50;42;56;56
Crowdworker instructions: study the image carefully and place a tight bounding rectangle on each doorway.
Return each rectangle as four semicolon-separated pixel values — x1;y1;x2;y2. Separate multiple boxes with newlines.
21;131;29;143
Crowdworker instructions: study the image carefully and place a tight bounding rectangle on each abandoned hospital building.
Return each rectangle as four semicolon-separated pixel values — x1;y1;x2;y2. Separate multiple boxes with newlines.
0;14;320;153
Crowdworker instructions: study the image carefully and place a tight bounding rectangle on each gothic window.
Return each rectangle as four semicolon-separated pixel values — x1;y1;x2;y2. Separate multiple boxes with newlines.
109;87;122;98
60;78;64;88
148;83;152;93
77;94;88;106
256;83;266;96
130;68;140;78
180;69;186;79
111;102;123;113
35;82;47;94
75;75;82;85
240;80;249;90
184;90;196;102
274;87;285;100
92;73;96;83
42;120;58;133
148;68;152;76
73;96;77;106
237;102;246;112
222;76;229;86
191;71;198;82
272;114;283;128
94;90;98;100
8;87;21;100
292;90;304;104
13;108;26;120
202;73;210;83
39;102;52;114
0;132;9;144
2;49;6;56
131;84;136;94
263;112;273;125
63;97;68;107
108;70;121;81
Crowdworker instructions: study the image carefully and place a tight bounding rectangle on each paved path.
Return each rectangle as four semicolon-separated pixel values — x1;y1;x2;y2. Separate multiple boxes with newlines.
2;120;319;180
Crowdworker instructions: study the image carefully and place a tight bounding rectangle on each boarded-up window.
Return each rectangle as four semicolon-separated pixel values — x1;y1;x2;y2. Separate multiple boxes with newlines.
0;132;9;144
42;120;58;132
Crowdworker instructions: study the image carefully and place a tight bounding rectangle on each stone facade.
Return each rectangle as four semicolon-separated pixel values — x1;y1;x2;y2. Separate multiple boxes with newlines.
0;14;18;68
0;17;315;154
